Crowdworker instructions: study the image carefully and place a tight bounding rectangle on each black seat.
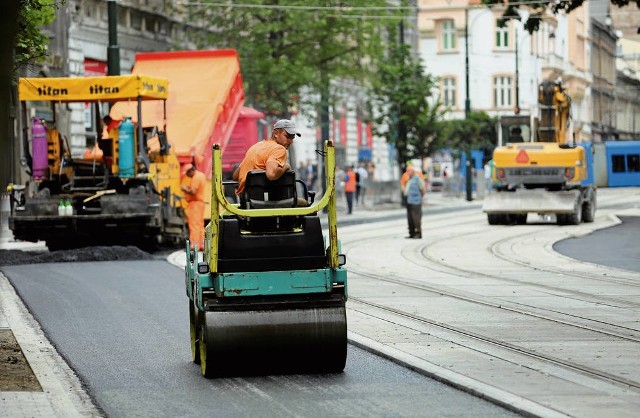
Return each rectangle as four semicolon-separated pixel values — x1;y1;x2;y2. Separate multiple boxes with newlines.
242;170;296;209
218;216;327;272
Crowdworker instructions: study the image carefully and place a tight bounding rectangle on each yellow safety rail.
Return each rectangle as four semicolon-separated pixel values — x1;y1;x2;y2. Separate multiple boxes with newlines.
208;140;339;272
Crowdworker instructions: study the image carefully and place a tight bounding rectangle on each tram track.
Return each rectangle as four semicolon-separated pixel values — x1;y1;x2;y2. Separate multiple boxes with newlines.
346;217;640;340
340;197;640;405
347;296;640;390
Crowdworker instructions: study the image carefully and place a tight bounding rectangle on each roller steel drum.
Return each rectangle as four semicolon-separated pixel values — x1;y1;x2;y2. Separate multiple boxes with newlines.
199;305;347;377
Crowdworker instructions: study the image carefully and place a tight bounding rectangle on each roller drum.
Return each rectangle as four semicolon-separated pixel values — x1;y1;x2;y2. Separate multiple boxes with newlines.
200;306;346;377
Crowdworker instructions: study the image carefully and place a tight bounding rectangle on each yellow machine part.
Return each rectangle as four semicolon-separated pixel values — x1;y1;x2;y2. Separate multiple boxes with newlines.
46;128;62;176
18;75;169;102
149;153;183;206
492;142;588;183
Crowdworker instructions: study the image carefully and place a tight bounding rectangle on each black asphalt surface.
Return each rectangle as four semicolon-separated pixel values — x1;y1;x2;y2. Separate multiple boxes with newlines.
554;215;640;273
2;261;518;418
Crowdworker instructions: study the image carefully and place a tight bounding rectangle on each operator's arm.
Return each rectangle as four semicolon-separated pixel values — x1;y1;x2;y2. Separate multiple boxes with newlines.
265;160;291;181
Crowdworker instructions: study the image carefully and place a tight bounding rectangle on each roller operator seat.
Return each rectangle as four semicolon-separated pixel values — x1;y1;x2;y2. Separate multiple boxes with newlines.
241;170;297;209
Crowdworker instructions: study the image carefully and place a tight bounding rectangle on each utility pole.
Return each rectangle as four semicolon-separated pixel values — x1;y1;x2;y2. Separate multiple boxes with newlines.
464;8;471;117
107;0;120;76
515;26;520;114
464;8;473;202
319;76;329;202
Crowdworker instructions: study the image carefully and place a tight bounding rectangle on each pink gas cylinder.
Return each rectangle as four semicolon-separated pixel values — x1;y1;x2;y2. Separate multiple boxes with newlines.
31;118;48;179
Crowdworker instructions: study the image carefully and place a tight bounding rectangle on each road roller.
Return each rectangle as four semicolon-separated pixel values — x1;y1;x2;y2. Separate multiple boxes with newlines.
185;141;347;377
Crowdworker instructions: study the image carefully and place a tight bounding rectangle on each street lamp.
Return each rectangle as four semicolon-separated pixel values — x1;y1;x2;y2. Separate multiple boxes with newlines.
464;7;472;201
107;0;120;76
462;6;492;202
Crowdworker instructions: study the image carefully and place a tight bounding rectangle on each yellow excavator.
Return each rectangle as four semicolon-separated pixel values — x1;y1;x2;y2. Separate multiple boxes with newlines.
482;80;596;225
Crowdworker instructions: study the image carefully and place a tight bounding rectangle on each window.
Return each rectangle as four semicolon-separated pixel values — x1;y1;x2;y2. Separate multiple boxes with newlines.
495;20;509;49
131;10;142;30
441;20;456;51
442;77;456;107
493;76;513;108
627;154;640;172
611;155;625;172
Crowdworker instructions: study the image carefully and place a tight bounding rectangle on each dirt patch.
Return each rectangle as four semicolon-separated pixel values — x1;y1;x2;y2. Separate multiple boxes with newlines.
0;329;42;391
0;245;156;266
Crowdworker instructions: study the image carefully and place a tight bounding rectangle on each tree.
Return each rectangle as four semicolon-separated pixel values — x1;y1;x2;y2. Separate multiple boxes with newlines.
1;0;60;189
438;111;497;159
15;0;60;73
482;0;639;33
369;39;444;168
179;0;403;119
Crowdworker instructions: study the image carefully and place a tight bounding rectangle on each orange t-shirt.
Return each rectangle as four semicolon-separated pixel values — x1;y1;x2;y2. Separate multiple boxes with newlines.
185;170;206;202
344;170;357;192
235;140;288;194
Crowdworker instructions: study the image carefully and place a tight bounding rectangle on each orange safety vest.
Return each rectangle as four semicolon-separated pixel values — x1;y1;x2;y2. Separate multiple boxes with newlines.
344;170;357;192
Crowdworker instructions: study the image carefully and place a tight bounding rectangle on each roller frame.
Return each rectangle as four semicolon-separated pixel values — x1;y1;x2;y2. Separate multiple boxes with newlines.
185;141;348;377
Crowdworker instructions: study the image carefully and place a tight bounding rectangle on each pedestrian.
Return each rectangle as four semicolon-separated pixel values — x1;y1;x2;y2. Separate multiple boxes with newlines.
306;160;318;191
344;165;356;215
404;166;425;239
232;119;300;195
400;161;424;207
181;163;206;250
356;164;368;205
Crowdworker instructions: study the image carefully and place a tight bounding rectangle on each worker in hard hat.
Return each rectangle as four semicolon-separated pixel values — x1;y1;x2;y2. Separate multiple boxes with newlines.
181;163;206;251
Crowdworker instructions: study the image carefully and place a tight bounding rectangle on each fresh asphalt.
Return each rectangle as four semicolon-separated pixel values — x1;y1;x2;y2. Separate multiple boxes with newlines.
2;261;519;418
1;190;638;417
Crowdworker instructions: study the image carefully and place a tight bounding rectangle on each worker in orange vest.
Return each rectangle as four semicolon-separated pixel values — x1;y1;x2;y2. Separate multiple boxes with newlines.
344;165;357;215
181;163;206;251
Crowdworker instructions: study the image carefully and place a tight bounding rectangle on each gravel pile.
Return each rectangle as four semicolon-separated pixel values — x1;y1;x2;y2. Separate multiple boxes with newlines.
0;246;157;266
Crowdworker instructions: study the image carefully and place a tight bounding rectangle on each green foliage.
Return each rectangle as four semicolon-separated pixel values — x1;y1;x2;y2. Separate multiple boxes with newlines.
437;111;497;158
180;0;403;118
482;1;638;33
15;0;60;71
369;38;444;166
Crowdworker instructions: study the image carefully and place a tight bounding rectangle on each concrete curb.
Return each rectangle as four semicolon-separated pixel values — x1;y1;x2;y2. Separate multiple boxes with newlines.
347;332;569;418
0;273;102;417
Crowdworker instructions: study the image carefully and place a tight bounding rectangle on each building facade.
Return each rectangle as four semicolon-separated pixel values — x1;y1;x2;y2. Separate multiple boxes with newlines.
14;0;396;187
417;0;593;143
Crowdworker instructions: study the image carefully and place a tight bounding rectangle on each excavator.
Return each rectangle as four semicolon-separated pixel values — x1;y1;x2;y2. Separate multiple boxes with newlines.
482;80;596;225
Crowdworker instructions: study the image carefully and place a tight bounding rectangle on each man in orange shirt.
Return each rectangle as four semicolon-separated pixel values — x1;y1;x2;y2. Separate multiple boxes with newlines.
344;165;357;214
232;119;300;195
181;164;206;250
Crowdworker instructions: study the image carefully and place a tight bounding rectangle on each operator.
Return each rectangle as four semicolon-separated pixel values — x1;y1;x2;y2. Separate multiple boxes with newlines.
232;119;301;195
181;164;206;251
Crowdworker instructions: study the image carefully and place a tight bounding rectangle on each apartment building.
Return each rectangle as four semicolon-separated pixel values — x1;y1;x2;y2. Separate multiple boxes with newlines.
17;0;396;182
417;0;593;142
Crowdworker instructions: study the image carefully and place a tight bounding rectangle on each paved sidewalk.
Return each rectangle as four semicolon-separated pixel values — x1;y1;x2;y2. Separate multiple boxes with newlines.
0;192;479;418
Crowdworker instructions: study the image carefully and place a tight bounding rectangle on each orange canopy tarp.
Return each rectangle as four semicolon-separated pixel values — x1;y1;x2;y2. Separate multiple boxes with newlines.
110;50;245;170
